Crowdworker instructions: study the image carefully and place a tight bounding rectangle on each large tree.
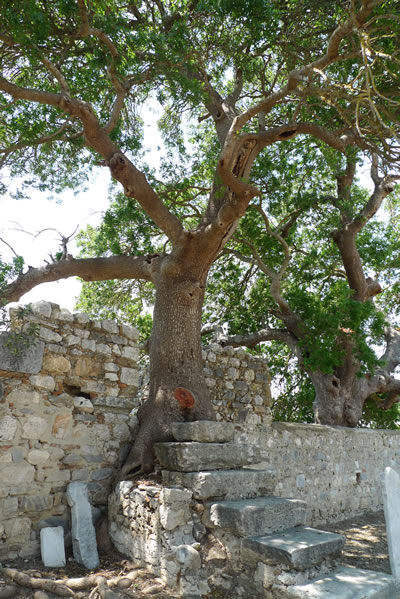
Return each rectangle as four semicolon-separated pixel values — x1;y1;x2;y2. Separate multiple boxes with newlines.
1;0;400;474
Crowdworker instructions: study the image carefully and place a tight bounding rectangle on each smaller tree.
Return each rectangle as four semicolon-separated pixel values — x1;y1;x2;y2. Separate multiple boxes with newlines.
214;149;400;427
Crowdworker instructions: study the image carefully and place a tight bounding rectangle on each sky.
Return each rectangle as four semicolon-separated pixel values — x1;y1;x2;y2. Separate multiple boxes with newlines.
1;109;162;315
1;169;111;312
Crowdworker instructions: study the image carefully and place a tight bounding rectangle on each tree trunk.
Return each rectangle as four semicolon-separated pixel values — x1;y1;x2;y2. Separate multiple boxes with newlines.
119;264;216;477
311;371;365;427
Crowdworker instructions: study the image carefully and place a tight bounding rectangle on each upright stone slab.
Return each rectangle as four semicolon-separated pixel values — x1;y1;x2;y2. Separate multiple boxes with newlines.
67;482;99;569
383;466;400;578
40;526;66;567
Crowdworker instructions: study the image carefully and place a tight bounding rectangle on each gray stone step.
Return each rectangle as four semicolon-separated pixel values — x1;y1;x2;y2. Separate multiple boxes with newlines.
241;526;345;570
170;421;235;443
155;441;260;472
204;496;307;537
272;565;400;598
162;468;275;500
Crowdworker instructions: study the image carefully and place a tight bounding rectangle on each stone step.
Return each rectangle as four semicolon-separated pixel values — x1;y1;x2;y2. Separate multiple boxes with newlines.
155;441;260;472
162;468;275;500
272;565;400;599
241;526;345;570
204;496;307;537
170;421;235;443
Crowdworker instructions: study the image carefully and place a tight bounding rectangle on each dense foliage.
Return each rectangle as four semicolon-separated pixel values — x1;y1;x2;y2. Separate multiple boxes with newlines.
1;0;400;435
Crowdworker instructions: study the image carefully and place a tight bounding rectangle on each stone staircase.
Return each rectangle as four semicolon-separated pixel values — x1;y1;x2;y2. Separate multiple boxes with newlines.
155;421;400;599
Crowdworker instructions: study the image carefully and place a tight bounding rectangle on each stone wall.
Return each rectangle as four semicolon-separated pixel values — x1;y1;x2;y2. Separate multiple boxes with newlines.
3;300;400;562
0;303;272;560
0;301;140;559
240;421;400;525
109;481;210;597
202;342;272;425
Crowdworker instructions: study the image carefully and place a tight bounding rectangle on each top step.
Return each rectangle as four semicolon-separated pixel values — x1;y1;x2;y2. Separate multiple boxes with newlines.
155;441;260;472
170;421;235;443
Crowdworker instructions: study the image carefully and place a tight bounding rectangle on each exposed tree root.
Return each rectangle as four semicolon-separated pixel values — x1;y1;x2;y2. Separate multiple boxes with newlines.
0;567;135;598
0;567;77;597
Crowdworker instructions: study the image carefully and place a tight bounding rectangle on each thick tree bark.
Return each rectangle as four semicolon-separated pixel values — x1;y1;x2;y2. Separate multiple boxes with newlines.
119;256;216;477
311;372;364;427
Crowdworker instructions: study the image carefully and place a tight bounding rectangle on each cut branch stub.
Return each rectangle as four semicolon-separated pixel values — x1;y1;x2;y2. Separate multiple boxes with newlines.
175;387;196;409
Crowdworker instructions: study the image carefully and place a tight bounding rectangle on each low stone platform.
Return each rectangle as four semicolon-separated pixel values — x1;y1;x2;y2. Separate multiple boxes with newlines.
242;527;345;570
272;565;400;598
205;496;307;537
111;422;400;598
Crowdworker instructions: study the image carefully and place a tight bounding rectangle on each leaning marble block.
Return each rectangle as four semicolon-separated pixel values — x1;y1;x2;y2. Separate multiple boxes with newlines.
66;481;99;569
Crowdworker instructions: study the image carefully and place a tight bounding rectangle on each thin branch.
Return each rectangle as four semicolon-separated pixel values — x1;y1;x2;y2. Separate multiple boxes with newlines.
0;237;19;258
0;122;71;157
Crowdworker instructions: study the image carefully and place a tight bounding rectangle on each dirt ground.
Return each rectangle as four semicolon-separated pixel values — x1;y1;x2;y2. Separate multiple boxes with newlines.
322;509;390;574
0;510;391;598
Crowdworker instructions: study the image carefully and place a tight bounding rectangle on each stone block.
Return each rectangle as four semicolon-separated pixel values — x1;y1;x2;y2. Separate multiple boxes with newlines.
120;323;139;341
0;333;44;374
52;414;71;438
162;468;275;500
27;449;50;465
0;461;35;484
102;320;119;334
96;344;112;355
22;416;48;439
204;497;307;537
42;354;71;374
19;495;53;512
173;545;201;571
74;396;94;413
52;307;74;322
121;346;139;360
40;526;66;567
170;421;235;443
0;415;18;441
29;375;56;391
31;301;52;317
39;327;62;343
43;468;71;483
242;527;345;570
66;482;99;569
11;447;24;462
0;496;18;518
74;357;101;377
155;442;260;472
6;388;41;407
383;466;400;578
4;516;31;541
120;367;139;386
276;566;400;598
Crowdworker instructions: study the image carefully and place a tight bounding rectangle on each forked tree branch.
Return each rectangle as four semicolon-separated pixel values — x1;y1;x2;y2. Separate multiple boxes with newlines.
332;155;398;300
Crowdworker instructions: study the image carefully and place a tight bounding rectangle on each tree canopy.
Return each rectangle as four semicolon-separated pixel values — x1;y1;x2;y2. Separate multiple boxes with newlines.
1;1;400;467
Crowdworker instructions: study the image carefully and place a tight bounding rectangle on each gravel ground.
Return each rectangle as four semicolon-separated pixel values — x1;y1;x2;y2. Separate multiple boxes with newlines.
0;510;391;598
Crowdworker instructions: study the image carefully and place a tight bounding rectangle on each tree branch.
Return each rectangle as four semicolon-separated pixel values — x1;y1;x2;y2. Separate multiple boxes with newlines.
332;155;398;301
221;327;299;350
0;76;184;245
0;255;154;306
